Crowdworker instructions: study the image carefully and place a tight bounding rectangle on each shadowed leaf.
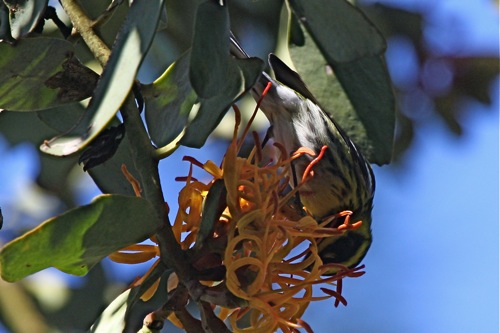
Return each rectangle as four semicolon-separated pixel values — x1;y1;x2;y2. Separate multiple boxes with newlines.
289;17;394;164
0;38;97;111
180;57;264;148
190;0;230;99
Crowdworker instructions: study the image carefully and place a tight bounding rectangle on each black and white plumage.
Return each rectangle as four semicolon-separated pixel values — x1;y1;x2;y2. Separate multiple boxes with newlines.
230;33;375;274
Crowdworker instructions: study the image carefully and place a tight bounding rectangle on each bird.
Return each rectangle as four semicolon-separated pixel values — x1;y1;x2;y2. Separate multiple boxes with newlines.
229;33;375;275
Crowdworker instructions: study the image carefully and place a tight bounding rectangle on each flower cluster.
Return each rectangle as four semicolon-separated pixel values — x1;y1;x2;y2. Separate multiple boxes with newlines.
110;104;365;332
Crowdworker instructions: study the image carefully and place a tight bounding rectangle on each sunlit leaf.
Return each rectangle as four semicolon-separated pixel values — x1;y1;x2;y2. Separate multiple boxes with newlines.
144;51;197;148
89;289;129;333
0;195;161;282
40;0;165;157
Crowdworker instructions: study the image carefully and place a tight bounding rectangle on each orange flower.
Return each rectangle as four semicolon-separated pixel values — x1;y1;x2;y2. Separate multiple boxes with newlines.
110;86;366;332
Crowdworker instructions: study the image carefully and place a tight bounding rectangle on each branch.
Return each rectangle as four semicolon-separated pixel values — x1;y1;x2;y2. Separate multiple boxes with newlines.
60;0;193;282
59;5;234;332
119;95;193;281
59;0;110;65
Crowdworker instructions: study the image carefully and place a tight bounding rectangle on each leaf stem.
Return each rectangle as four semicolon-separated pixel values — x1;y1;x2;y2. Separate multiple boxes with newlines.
59;0;110;65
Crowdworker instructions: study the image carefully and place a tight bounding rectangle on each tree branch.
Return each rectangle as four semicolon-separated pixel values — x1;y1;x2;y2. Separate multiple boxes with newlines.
119;95;193;281
59;0;110;65
60;0;193;285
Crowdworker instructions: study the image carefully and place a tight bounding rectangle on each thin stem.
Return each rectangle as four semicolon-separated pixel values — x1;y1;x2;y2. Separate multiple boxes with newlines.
59;0;110;65
120;94;193;281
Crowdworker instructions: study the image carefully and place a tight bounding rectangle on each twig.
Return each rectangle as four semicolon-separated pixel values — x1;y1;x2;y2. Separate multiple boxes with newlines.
59;0;110;66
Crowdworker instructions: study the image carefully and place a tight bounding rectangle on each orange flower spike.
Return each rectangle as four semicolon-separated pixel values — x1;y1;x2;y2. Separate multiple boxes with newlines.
236;81;272;153
185;184;205;227
257;81;273;106
330;210;363;231
109;244;159;264
296;319;314;333
141;275;162;302
172;207;184;243
121;164;142;197
109;250;157;264
301;145;328;183
183;155;223;179
203;160;223;179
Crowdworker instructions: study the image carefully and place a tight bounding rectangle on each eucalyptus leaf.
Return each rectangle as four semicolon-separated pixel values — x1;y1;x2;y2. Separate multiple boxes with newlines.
89;289;129;333
4;0;47;39
180;57;264;148
0;195;161;282
195;179;227;248
288;13;395;164
144;51;197;149
0;38;96;111
288;0;386;62
0;2;14;43
40;0;165;157
190;0;230;99
36;102;87;133
332;55;395;164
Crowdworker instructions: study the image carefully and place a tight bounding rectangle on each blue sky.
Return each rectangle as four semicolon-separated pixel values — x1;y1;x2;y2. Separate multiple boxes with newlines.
304;85;499;332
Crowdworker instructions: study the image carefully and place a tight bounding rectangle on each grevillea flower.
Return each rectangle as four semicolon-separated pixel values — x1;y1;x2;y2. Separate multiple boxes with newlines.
110;91;366;332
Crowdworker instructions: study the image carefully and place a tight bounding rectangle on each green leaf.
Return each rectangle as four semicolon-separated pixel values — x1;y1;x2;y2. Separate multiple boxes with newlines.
4;0;47;39
332;55;395;164
288;11;395;165
0;38;96;111
40;0;165;157
89;289;129;333
195;179;227;248
36;102;88;134
91;266;171;332
0;2;14;43
180;57;264;148
0;195;161;282
88;127;142;196
288;0;386;62
144;51;197;149
190;0;230;99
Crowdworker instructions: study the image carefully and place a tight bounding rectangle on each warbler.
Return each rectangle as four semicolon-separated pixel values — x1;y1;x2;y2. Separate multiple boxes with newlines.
230;34;375;274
